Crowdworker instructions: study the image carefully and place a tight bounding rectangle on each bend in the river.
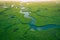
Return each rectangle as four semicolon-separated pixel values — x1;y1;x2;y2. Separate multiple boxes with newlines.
20;5;60;31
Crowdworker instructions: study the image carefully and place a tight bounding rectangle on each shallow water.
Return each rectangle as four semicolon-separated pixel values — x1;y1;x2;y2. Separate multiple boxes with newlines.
20;6;60;31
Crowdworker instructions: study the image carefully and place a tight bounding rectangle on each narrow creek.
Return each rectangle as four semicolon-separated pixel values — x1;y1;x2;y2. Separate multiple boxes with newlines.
20;6;60;31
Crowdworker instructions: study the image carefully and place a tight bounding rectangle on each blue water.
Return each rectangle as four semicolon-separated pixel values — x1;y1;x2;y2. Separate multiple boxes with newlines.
20;6;60;31
29;23;60;30
29;17;60;30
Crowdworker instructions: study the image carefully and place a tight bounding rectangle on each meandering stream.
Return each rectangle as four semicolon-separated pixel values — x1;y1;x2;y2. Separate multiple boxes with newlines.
20;6;60;31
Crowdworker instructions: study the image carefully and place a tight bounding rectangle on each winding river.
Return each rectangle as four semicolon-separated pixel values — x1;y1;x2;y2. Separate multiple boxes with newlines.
20;6;60;31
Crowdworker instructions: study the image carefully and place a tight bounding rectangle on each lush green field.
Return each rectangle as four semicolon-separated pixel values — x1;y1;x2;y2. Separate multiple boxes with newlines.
23;2;60;26
0;1;60;40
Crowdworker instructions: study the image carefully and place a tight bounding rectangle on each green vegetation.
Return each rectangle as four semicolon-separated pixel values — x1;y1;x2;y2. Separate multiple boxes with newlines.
23;2;60;26
0;1;60;40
